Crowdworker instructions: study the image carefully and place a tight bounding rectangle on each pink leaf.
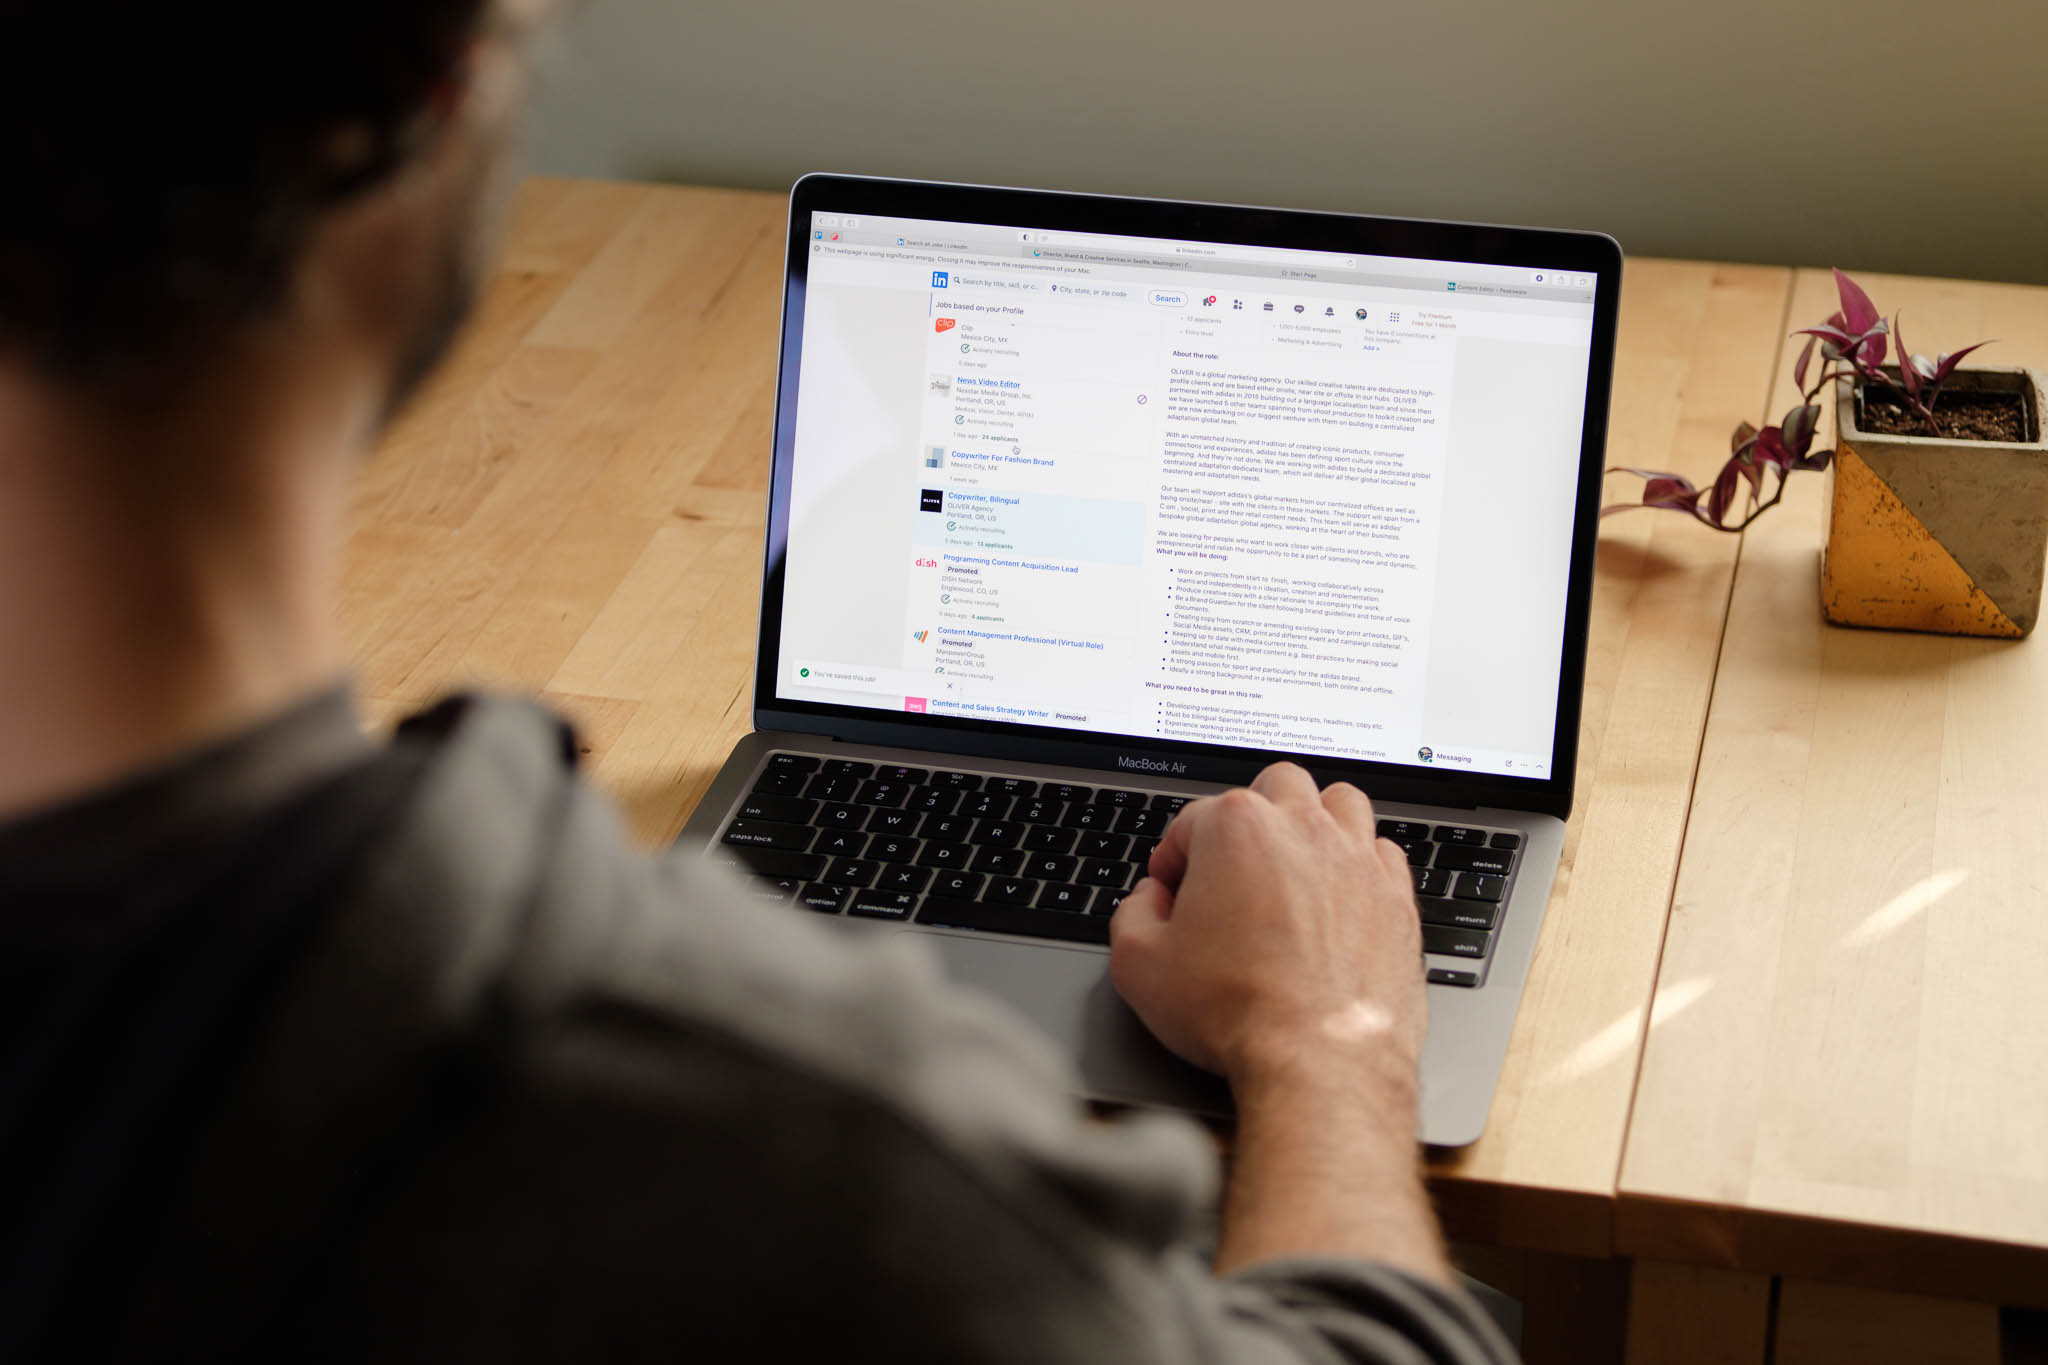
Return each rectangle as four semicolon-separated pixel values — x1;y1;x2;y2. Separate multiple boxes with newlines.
1933;341;1994;383
1834;268;1881;335
1794;334;1818;390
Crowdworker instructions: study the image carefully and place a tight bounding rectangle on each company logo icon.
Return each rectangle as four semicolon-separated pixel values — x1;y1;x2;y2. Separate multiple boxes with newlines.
919;488;944;513
912;629;929;644
932;271;949;288
934;318;957;333
904;697;929;714
1355;308;1368;320
1417;746;1435;763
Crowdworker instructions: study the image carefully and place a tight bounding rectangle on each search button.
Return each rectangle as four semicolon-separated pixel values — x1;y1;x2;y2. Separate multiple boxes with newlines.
1149;290;1189;308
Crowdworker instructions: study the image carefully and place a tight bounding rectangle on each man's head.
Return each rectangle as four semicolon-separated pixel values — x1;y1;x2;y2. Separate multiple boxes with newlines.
0;3;531;412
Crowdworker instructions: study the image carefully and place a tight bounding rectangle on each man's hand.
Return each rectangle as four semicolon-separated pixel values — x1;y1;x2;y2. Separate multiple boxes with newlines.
1108;761;1425;1087
1108;762;1451;1283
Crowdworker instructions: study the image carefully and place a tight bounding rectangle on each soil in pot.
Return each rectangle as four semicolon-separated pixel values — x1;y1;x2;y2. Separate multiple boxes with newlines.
1858;387;2033;442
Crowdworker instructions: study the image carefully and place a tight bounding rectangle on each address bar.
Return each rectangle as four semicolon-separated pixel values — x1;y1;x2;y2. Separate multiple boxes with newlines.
1030;231;1353;271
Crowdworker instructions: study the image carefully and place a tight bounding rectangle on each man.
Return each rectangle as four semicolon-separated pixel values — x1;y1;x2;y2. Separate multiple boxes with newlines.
0;5;1515;1360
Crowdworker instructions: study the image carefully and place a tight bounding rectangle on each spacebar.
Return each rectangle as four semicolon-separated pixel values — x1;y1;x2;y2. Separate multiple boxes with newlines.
915;898;1110;946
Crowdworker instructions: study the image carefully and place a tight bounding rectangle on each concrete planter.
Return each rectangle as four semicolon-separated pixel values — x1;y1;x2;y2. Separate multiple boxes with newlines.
1822;367;2048;637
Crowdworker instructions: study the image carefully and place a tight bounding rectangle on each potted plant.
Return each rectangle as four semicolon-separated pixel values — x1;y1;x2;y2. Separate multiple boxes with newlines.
1606;270;2048;638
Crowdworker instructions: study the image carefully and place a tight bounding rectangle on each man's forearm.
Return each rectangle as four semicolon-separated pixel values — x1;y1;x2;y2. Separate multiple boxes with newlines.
1215;1041;1450;1285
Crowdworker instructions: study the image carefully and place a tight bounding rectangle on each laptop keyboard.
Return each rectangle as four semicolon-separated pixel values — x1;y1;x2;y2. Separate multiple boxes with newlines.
710;753;1521;987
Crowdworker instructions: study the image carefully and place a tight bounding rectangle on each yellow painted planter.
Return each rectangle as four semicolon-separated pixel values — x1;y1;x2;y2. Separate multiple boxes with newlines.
1821;368;2048;638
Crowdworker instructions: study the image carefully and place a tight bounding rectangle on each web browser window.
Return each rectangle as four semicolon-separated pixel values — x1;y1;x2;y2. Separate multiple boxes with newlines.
778;212;1598;780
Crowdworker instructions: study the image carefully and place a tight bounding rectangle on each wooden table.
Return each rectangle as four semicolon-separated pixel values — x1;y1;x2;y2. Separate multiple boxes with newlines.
348;178;2045;1361
1613;270;2048;1364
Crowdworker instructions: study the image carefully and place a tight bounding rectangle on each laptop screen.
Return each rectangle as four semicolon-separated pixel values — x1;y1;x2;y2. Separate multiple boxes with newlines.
769;186;1609;786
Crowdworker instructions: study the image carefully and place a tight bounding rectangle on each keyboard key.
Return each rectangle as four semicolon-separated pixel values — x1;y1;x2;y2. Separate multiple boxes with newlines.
751;769;809;796
1489;831;1523;851
1432;825;1489;846
970;847;1027;876
722;819;816;853
1412;867;1451;898
868;836;920;864
970;820;1024;849
745;877;800;903
908;787;958;815
1378;819;1431;843
1075;831;1130;860
797;883;850;914
1079;858;1130;888
855;780;910;807
878;765;930;785
931;770;982;791
1021;825;1076;854
919;813;974;842
986;777;1037;797
1434;846;1515;876
821;759;875;778
713;846;825;881
1423;924;1491;958
812;829;867;858
878;865;932;894
739;794;817;824
1427;967;1480;988
824;857;879;887
1099;788;1148;807
1113;807;1166;837
1014;798;1066;825
804;774;863;803
766;753;822;773
1061;804;1115;831
1149;793;1193;813
816;802;864;830
1126;838;1158;867
866;807;921;836
1403;842;1433;867
1421;898;1499;931
1036;883;1091;912
984;877;1041;907
1454;873;1507;903
1090;885;1132;916
930;871;986;900
1042;783;1092;803
848;890;918;920
960;792;1013;820
1025;853;1077;883
914;842;972;871
916;897;1110;945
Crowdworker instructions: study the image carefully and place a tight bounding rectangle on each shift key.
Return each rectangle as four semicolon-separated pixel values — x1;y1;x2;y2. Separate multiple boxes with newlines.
1423;925;1491;959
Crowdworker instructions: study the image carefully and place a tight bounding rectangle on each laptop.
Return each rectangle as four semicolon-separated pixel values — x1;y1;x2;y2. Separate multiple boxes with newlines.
678;173;1622;1147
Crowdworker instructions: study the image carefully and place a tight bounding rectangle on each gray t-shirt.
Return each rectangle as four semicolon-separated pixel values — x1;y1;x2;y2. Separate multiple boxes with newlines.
0;688;1515;1363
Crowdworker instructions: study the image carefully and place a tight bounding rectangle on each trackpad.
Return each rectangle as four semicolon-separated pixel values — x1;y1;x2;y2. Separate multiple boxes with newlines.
917;930;1232;1117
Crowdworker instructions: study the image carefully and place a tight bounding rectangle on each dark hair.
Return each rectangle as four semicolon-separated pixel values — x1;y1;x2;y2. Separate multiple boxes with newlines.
0;3;490;377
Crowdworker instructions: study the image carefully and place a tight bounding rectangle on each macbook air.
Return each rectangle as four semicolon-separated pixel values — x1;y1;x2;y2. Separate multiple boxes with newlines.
678;173;1622;1146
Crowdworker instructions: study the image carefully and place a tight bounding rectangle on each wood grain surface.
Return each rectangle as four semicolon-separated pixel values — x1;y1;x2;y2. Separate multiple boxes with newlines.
1617;269;2048;1307
340;178;1801;1257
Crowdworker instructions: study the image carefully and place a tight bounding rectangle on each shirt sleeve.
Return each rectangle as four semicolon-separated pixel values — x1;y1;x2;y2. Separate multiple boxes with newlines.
337;738;1519;1365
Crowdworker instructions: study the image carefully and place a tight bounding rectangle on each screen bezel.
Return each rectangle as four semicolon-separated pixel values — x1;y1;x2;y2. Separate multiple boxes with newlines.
754;173;1622;819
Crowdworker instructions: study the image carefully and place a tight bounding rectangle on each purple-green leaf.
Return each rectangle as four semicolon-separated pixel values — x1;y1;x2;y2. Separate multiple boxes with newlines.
1731;420;1760;454
1791;446;1835;473
1834;268;1880;335
1705;460;1743;525
1794;334;1818;390
1933;341;1993;382
1895;315;1922;400
1754;426;1793;471
1781;404;1820;456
